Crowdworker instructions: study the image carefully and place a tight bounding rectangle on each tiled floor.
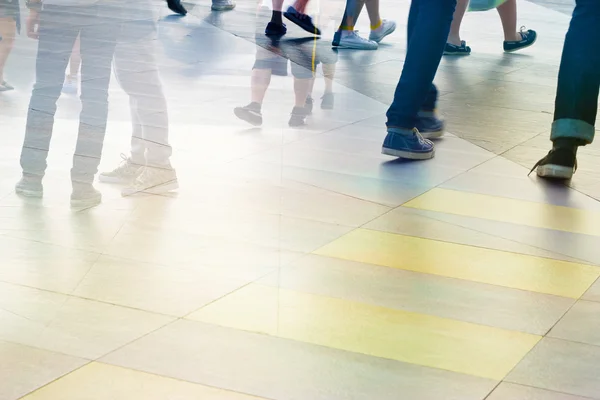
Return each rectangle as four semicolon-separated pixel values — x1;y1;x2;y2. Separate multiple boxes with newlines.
1;0;600;399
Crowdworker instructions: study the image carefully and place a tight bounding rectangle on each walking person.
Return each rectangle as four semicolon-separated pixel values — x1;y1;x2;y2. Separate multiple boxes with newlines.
332;0;396;50
0;0;19;91
166;0;235;16
530;0;599;180
381;0;456;160
17;0;121;207
100;0;178;196
444;0;536;55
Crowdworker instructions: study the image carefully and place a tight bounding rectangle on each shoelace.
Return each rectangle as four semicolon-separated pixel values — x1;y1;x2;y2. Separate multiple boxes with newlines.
519;26;529;40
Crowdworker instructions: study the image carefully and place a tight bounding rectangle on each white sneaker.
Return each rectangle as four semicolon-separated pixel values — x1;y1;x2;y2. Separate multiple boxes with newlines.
98;154;143;184
369;19;396;43
334;30;378;50
211;0;235;11
121;166;179;197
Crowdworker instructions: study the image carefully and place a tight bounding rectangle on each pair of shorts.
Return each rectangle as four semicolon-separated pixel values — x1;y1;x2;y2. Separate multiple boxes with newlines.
0;0;21;34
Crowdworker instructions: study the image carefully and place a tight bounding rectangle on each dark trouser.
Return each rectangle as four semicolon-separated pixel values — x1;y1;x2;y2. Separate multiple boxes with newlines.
20;3;119;184
550;0;600;145
386;0;456;130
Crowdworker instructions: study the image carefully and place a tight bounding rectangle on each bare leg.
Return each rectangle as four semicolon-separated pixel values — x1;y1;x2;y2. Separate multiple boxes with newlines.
447;0;469;45
68;36;82;78
365;0;381;28
294;77;313;107
322;63;335;93
0;18;16;84
293;0;310;13
497;0;521;41
251;68;272;104
339;0;366;30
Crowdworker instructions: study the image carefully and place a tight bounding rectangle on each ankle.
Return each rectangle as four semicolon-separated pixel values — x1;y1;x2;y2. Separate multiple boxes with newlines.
506;32;522;42
553;138;585;152
370;19;382;31
447;34;462;46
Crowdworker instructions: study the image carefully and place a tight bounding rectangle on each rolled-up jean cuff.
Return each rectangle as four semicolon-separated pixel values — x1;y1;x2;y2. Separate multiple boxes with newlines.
387;127;414;136
551;118;595;144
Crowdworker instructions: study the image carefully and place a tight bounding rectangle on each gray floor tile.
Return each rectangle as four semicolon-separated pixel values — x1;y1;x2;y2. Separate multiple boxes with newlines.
487;382;596;400
548;301;600;346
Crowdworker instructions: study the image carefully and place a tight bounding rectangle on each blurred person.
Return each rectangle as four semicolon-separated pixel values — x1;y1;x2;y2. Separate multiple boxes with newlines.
530;0;599;180
99;0;178;196
17;0;121;207
332;0;396;50
0;0;19;91
165;0;235;16
62;35;80;94
381;0;456;160
444;0;536;55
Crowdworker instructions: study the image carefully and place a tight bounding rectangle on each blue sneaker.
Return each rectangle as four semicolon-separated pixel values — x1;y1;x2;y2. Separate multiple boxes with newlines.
415;114;445;139
382;129;435;160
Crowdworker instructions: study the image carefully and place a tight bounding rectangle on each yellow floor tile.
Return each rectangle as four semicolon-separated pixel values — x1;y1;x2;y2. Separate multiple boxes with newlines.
314;229;599;299
21;362;263;400
188;284;541;380
403;188;600;237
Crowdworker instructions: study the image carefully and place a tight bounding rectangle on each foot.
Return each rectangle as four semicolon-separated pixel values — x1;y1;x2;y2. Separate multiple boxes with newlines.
333;30;378;50
0;80;14;92
166;0;187;15
321;92;334;110
444;41;471;56
504;27;537;53
289;106;308;127
212;0;235;11
305;96;314;115
529;147;577;180
234;102;263;126
415;112;445;139
283;6;321;35
121;166;179;196
98;155;143;184
15;174;43;198
71;183;102;208
382;128;435;160
265;21;287;36
368;19;396;44
62;75;79;94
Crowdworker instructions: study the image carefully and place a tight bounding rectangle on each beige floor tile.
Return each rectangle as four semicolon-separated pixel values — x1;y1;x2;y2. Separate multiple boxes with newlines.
548;301;600;346
0;340;86;400
583;278;600;302
21;362;264;400
0;283;173;359
487;382;596;400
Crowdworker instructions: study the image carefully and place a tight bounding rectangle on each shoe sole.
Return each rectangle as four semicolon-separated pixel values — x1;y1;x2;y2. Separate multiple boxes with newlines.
234;108;263;126
421;129;445;140
122;180;179;197
536;164;574;180
382;147;435;160
504;36;537;53
211;4;235;10
443;51;471;56
16;188;43;198
332;43;378;50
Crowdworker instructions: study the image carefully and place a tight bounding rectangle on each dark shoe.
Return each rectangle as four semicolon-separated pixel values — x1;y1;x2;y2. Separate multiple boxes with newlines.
71;183;102;208
382;129;435;160
443;41;471;56
15;174;43;198
266;22;287;36
305;96;314;115
415;114;445;139
211;0;235;11
529;148;577;180
166;0;187;15
234;102;263;126
504;27;537;53
283;6;321;36
321;92;334;110
289;106;308;127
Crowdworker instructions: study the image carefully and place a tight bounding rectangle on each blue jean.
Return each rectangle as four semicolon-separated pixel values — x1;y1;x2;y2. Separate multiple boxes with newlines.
386;0;456;130
551;0;600;145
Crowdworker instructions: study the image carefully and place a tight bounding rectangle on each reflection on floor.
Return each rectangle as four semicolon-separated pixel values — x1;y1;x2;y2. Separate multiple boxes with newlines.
1;0;600;399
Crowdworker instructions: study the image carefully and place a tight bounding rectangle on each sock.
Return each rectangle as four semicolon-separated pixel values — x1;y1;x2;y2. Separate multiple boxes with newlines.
553;138;585;152
248;102;262;111
271;11;283;24
370;19;382;30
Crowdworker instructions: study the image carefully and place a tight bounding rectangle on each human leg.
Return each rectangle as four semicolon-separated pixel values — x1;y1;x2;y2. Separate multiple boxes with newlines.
0;17;16;89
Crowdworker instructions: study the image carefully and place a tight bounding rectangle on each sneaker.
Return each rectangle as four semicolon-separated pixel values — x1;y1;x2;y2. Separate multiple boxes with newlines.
444;41;471;56
415;114;445;139
166;0;187;15
0;80;14;92
333;30;378;50
234;102;263;126
368;19;396;43
266;22;287;36
98;155;143;184
283;6;321;35
504;27;537;53
15;174;43;198
529;148;577;180
289;106;308;127
62;75;78;94
71;183;102;208
382;129;435;160
122;166;179;197
305;96;314;115
321;92;334;110
212;0;235;11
